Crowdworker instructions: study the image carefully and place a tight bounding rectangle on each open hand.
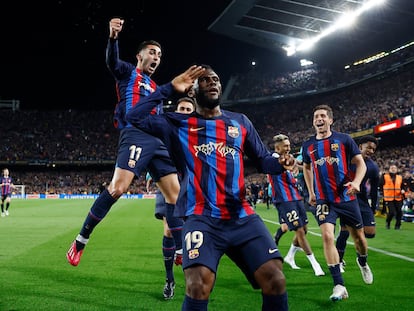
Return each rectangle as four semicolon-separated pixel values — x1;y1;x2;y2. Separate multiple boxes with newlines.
171;65;205;93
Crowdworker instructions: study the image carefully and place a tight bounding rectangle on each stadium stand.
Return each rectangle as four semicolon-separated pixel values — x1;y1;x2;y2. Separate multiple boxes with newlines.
1;43;413;195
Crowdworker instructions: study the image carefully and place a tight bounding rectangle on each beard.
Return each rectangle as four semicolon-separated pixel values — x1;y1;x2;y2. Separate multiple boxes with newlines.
196;92;220;109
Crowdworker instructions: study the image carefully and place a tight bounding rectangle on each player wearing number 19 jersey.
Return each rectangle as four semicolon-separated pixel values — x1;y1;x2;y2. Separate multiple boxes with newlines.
126;65;289;311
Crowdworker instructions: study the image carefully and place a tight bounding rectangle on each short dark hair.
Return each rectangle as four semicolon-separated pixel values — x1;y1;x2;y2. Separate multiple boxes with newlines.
200;64;213;70
193;64;216;94
313;104;333;119
176;97;195;107
137;40;161;54
357;135;378;146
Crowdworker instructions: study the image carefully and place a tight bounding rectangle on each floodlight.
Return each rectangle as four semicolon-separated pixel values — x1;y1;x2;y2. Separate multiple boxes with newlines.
284;0;387;56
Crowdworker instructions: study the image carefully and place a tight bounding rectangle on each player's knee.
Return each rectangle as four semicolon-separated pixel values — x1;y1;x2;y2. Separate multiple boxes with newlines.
295;228;306;239
264;269;286;295
164;229;172;238
255;259;286;294
185;267;214;299
365;233;375;238
158;176;180;203
107;185;126;199
185;282;211;299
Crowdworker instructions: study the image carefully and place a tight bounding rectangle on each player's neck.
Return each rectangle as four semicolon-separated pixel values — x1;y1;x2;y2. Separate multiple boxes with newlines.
196;106;222;118
316;129;332;139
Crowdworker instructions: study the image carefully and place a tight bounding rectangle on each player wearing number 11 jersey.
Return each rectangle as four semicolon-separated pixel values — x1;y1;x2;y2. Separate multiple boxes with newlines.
66;17;203;267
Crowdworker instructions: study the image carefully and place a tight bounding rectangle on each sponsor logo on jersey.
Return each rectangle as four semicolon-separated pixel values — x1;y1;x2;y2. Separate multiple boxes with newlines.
193;142;236;158
190;127;205;132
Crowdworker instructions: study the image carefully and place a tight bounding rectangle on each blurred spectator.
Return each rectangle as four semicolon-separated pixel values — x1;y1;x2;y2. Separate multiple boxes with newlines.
1;45;413;195
380;164;404;229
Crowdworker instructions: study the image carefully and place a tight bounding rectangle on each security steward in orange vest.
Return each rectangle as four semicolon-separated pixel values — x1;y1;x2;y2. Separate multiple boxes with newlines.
380;164;405;229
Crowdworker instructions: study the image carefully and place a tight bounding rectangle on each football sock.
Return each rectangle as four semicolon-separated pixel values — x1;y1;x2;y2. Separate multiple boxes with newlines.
328;264;344;286
335;230;349;262
165;203;183;250
75;234;89;251
182;295;208;311
6;202;10;210
79;189;117;239
1;204;3;213
357;253;368;266
262;292;288;311
163;236;175;282
274;227;286;245
286;243;300;258
306;253;318;265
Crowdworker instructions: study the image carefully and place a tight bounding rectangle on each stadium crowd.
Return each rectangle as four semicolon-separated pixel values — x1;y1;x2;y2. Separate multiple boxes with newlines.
229;56;414;151
1;45;413;195
0;110;118;163
227;41;414;101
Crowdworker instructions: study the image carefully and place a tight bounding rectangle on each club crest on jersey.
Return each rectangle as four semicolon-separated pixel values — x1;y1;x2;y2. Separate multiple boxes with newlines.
128;160;136;168
227;126;239;138
188;249;200;260
331;143;339;151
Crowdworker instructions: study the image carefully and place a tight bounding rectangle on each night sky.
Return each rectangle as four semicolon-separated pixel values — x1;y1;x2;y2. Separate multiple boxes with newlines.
2;0;290;110
1;0;412;111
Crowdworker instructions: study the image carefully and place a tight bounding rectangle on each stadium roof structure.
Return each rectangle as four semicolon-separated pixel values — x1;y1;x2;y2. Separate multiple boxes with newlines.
209;0;414;67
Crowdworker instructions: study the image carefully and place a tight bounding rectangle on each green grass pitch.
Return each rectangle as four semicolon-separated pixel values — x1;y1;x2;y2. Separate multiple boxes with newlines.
0;199;413;310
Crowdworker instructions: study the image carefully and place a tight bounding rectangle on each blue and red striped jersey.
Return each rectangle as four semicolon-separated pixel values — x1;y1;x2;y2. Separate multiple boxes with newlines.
177;113;256;219
126;86;286;220
353;157;380;208
106;39;162;129
1;177;13;195
302;131;361;203
267;170;302;204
